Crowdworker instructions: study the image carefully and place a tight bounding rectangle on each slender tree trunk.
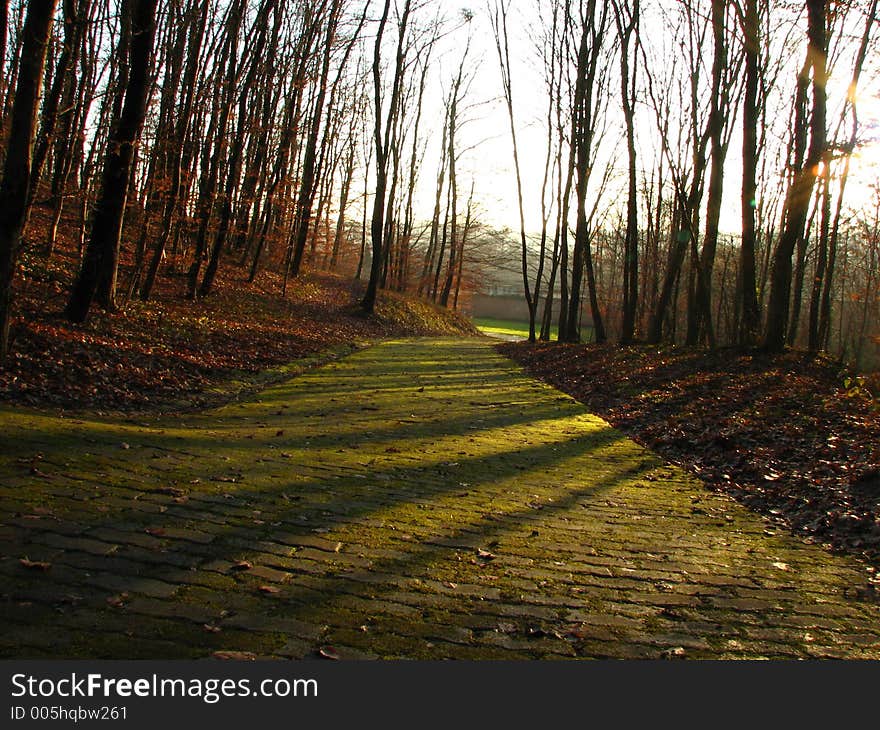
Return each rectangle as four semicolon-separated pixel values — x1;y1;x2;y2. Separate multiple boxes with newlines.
329;144;355;270
764;0;827;352
492;0;537;340
65;0;157;321
362;31;388;310
453;183;473;310
362;0;411;313
27;0;82;212
140;0;210;300
787;199;818;346
418;114;448;297
739;0;761;345
0;0;56;362
289;2;340;280
563;3;606;344
807;156;832;351
356;150;370;280
812;0;876;350
687;0;726;348
614;0;639;344
185;0;244;300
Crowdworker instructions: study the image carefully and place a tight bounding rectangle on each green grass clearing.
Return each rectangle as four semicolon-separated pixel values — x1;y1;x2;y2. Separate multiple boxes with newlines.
475;317;597;342
474;318;549;340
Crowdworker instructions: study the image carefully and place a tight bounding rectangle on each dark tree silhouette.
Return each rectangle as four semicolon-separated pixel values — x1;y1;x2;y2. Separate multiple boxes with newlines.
65;0;159;322
0;0;57;362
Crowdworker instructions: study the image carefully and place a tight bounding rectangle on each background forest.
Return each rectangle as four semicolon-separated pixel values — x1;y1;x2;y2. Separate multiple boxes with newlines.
0;0;877;371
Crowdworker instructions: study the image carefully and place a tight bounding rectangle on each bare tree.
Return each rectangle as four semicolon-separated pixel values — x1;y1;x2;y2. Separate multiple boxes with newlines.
764;0;828;352
737;0;761;345
65;0;158;321
562;0;609;344
362;0;413;314
808;0;877;352
491;0;542;341
140;0;211;300
0;0;57;361
613;0;639;344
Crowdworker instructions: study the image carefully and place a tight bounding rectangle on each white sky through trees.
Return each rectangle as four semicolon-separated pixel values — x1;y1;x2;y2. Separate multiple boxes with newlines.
399;0;880;237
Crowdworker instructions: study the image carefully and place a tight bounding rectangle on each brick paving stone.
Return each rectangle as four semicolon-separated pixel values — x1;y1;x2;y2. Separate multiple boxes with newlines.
245;565;292;583
218;613;322;640
2;338;880;659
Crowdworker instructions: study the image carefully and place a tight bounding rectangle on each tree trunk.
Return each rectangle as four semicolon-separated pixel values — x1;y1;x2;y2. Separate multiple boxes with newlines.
764;0;827;352
686;0;726;349
362;0;412;314
0;0;56;362
66;0;157;322
492;0;537;340
185;0;244;300
289;1;340;280
739;0;761;345
140;0;210;301
614;0;639;344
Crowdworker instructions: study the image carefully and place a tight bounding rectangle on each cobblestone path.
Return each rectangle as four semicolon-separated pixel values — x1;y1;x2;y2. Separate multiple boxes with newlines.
2;338;879;659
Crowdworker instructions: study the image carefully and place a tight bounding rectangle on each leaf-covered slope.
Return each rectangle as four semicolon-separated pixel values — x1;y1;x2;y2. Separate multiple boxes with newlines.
1;246;476;412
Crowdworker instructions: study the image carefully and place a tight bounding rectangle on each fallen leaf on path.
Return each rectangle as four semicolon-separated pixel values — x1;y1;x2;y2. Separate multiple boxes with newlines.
106;593;129;608
318;646;340;660
212;651;256;661
19;558;51;571
661;647;686;659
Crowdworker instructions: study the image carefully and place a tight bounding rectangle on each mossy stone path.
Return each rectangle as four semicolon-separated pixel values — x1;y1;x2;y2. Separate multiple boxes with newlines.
2;338;879;659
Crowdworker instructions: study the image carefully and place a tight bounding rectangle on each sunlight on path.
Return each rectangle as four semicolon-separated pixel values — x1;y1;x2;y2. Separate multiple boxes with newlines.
1;338;879;659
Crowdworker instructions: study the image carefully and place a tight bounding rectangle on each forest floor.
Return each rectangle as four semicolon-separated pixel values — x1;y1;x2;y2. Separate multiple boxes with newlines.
1;239;475;412
2;338;880;659
500;341;880;571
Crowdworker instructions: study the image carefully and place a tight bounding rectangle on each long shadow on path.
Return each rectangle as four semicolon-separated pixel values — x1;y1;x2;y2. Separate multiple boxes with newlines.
1;338;879;659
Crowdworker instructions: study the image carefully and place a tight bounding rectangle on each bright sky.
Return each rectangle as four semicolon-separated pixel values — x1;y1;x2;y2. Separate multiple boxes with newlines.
407;1;880;239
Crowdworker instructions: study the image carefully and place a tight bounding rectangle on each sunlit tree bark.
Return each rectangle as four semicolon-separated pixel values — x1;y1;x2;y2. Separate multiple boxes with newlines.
764;0;827;352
